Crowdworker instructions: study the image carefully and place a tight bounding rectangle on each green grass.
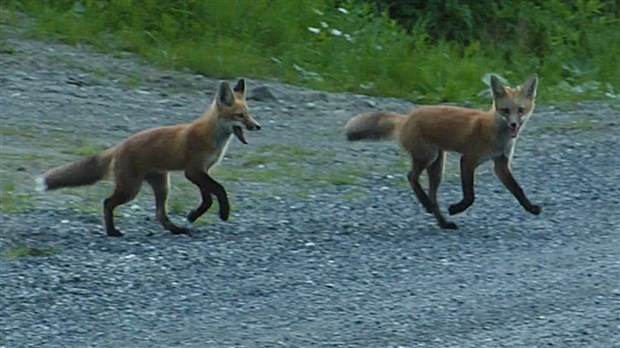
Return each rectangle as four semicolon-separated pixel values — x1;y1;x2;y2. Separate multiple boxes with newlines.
5;244;60;260
1;0;617;104
211;144;368;191
0;152;55;161
537;117;609;133
0;126;35;138
0;181;34;213
0;38;15;54
60;142;101;157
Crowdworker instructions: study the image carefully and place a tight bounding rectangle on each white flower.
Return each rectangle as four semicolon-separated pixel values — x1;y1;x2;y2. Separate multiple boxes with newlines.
330;29;342;36
337;7;349;14
344;34;353;42
321;21;329;28
307;27;321;34
313;9;324;16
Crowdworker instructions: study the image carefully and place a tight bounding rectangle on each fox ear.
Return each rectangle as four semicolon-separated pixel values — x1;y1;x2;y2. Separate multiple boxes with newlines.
217;81;235;107
523;73;538;99
233;78;246;98
490;75;506;99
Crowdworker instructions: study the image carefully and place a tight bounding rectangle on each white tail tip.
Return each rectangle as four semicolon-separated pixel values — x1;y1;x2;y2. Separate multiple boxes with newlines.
35;176;47;192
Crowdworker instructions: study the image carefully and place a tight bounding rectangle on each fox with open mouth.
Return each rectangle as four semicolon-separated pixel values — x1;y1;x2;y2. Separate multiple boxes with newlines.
37;79;261;237
345;74;540;229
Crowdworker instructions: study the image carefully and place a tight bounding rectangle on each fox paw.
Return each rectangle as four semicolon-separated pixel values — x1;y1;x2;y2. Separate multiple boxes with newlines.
187;210;200;223
448;204;465;216
527;204;542;215
440;221;458;230
170;227;192;236
219;209;229;221
106;229;123;237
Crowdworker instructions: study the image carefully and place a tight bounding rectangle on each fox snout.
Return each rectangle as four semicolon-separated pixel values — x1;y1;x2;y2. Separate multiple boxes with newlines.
243;114;261;131
232;117;261;145
507;119;521;138
246;121;261;131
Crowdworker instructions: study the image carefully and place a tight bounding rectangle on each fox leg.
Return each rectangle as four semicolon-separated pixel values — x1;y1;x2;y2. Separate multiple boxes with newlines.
427;151;445;204
186;186;213;223
407;161;434;213
145;172;190;235
427;152;457;229
185;170;230;222
407;156;456;229
103;178;141;237
493;155;541;215
448;156;478;215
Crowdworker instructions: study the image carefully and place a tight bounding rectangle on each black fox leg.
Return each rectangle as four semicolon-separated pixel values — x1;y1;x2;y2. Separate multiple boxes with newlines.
494;155;541;215
427;152;457;229
407;164;434;213
103;179;141;237
187;187;213;223
408;158;456;229
145;172;190;235
449;156;477;215
185;170;230;221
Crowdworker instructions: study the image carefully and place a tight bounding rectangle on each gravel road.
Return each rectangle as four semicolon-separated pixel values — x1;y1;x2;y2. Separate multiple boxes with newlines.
1;21;619;348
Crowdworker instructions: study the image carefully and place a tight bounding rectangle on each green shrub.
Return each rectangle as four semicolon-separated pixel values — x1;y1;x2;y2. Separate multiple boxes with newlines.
2;0;618;103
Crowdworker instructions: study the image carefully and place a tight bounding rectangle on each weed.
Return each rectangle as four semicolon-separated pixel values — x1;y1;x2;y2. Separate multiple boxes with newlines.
2;0;616;104
5;244;60;260
0;126;35;138
0;40;15;54
538;117;605;133
0;181;34;213
61;141;100;157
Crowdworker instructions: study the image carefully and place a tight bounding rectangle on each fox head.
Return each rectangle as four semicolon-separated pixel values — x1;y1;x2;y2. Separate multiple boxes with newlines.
490;74;538;139
215;79;261;144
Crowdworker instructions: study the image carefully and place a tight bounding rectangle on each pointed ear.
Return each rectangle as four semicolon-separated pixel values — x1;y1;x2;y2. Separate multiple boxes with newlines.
233;78;246;98
522;73;538;99
217;81;235;107
490;75;506;99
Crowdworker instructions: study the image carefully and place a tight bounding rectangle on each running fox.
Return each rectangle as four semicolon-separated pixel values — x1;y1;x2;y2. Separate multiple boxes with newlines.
345;74;541;229
36;79;261;237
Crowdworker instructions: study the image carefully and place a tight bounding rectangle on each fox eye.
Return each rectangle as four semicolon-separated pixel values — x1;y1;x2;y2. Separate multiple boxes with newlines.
234;113;244;119
517;107;525;114
499;108;510;115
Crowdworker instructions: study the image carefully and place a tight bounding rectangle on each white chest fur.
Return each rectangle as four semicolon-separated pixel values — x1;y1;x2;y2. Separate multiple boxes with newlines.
478;135;516;164
204;126;233;170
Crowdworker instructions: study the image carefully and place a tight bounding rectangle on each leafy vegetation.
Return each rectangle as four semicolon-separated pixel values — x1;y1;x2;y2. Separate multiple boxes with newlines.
1;0;618;103
0;181;34;213
4;244;60;260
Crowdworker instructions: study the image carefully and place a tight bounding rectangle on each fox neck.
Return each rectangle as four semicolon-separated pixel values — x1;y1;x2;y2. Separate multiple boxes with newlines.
205;114;234;169
206;112;232;150
489;111;518;161
213;130;232;168
492;115;515;140
199;107;232;145
213;118;234;150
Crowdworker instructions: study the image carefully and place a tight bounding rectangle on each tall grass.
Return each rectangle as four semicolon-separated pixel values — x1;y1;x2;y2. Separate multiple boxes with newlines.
2;0;618;103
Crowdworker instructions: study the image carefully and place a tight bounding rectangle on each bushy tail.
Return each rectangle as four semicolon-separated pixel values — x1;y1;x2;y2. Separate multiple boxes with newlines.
344;111;406;141
36;148;115;192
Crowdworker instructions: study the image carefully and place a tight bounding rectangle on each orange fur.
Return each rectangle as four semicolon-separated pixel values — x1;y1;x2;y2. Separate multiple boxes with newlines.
38;79;260;237
346;74;541;229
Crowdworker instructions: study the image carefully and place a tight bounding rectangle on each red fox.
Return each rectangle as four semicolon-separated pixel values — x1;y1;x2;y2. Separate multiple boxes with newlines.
36;79;261;237
345;74;541;229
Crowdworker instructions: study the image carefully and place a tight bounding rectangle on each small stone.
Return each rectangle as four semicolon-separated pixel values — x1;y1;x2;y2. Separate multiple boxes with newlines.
247;85;276;102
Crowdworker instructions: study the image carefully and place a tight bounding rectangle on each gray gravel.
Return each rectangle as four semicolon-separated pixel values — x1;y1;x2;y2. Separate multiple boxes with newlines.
1;21;620;348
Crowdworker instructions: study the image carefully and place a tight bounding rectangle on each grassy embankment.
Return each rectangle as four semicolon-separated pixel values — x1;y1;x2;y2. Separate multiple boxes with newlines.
2;0;618;103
